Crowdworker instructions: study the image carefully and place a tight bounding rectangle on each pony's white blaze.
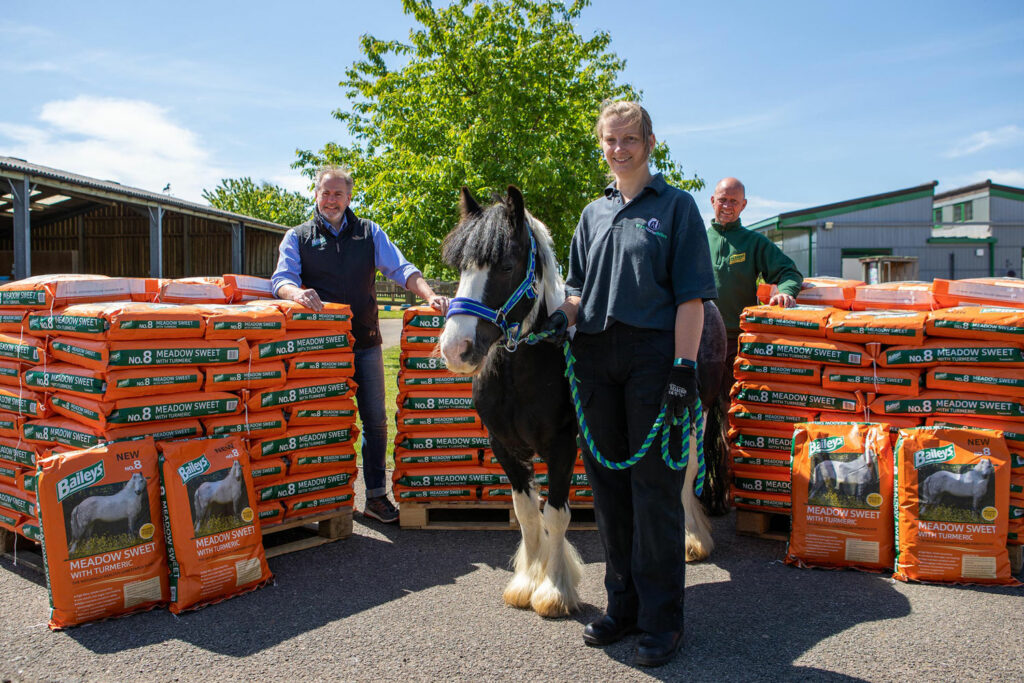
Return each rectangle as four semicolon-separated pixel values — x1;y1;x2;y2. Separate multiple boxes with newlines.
439;265;489;374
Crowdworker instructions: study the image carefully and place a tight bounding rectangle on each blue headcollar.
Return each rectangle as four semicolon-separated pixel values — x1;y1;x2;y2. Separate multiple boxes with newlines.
445;225;539;352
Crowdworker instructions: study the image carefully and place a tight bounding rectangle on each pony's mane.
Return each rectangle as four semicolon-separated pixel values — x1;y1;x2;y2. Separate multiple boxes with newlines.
442;197;564;322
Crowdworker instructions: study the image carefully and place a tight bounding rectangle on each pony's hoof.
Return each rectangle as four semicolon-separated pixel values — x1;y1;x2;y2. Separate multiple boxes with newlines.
685;539;712;563
503;575;536;609
529;579;576;618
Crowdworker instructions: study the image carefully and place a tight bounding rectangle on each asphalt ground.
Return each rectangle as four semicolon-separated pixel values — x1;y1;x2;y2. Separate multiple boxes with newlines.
0;496;1021;682
0;320;1020;680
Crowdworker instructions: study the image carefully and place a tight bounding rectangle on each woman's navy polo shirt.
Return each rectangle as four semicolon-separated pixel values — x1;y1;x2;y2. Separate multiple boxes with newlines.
565;173;718;335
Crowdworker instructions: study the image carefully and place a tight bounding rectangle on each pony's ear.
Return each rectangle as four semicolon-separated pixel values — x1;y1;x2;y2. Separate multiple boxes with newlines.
506;185;526;231
460;186;482;219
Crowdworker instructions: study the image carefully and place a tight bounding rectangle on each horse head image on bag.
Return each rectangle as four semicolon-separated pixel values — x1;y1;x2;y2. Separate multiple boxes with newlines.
919;457;994;517
808;443;880;502
192;460;245;534
68;472;147;554
439;186;727;617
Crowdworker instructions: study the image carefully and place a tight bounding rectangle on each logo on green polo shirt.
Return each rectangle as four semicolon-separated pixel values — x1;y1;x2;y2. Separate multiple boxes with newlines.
634;217;667;239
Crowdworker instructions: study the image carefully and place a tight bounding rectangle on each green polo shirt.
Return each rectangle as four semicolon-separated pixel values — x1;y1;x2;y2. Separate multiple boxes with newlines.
707;219;803;334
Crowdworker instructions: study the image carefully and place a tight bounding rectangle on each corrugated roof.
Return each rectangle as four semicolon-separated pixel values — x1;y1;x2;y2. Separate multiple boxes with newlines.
934;179;1024;202
0;156;291;233
748;181;937;232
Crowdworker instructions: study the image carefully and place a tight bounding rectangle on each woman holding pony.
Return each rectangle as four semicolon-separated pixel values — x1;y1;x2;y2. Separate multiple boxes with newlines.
540;100;717;666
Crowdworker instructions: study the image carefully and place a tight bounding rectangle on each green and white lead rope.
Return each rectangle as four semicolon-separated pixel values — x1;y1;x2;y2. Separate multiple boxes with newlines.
524;328;706;495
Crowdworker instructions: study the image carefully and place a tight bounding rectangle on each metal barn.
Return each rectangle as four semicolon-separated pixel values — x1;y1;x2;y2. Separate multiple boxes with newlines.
749;181;1024;281
0;157;289;281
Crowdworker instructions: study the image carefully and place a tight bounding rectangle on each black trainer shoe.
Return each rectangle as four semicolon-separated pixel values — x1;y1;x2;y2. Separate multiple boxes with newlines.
363;495;399;523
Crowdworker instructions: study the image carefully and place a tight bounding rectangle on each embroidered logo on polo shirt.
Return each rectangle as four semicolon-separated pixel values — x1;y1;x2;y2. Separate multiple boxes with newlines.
633;217;667;240
729;252;746;264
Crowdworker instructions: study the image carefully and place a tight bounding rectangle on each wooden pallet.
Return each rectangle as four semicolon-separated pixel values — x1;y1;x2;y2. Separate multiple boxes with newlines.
261;507;353;558
399;501;596;531
735;508;791;542
0;529;45;574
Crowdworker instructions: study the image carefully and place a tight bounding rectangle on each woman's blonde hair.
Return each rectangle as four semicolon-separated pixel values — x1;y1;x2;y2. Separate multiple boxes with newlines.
594;100;654;158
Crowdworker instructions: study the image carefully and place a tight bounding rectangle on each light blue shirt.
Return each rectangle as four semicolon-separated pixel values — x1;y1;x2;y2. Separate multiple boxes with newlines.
271;213;421;296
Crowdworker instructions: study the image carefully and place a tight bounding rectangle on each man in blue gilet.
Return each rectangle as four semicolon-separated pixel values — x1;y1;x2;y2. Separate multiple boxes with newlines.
272;165;448;523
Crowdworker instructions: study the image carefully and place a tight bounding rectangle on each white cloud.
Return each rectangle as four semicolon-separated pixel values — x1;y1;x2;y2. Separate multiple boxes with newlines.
0;96;225;202
944;125;1024;158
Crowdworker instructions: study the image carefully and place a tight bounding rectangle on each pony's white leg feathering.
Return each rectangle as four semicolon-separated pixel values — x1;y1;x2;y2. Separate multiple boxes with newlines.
683;432;714;562
504;489;545;609
529;502;583;618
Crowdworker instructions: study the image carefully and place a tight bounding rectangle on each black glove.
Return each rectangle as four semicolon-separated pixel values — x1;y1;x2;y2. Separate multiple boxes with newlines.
663;364;699;421
536;310;569;344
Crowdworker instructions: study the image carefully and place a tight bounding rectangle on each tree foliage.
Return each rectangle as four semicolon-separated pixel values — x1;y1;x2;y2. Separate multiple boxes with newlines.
202;177;311;227
294;0;702;274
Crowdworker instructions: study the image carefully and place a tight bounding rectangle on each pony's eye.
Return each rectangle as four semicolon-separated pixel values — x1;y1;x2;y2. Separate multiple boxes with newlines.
500;263;515;274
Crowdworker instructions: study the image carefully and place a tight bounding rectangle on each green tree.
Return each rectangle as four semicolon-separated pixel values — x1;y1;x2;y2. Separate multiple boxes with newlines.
202;177;311;227
295;0;701;274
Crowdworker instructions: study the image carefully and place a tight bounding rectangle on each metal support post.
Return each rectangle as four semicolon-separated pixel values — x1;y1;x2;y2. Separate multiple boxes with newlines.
9;177;31;279
148;206;164;277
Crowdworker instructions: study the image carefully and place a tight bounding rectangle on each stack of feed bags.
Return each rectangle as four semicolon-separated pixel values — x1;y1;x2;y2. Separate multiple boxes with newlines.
240;299;360;524
729;298;874;515
735;277;1024;533
0;273;360;544
391;306;592;506
391;306;500;503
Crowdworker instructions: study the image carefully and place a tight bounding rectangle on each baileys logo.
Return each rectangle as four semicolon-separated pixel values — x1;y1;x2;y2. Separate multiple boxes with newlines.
914;444;956;469
57;461;104;501
809;436;845;455
178;455;211;484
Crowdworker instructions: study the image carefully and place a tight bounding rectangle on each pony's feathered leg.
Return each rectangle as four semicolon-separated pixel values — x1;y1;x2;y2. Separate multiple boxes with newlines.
529;501;582;618
684;428;714;562
504;488;545;609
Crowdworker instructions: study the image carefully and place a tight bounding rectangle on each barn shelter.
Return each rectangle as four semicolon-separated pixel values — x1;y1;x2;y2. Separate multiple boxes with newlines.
0;156;290;281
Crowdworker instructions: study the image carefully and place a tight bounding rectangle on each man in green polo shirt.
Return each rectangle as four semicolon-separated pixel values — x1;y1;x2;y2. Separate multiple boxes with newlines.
707;177;803;405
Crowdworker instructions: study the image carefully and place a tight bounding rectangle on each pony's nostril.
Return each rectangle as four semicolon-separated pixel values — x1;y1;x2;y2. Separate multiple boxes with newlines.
458;339;472;360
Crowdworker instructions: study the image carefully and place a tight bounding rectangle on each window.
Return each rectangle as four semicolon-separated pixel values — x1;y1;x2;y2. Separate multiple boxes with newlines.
933;207;942;224
953;201;973;222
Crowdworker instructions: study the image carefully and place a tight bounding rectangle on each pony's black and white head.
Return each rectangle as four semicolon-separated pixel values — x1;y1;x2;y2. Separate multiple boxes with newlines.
439;185;563;375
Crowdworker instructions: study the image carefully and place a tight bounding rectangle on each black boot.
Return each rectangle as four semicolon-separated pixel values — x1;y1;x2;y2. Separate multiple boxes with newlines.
582;614;638;647
636;630;683;667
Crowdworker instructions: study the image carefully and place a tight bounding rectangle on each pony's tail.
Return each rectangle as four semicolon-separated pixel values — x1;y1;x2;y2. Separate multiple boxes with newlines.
698;398;731;517
684;431;714;563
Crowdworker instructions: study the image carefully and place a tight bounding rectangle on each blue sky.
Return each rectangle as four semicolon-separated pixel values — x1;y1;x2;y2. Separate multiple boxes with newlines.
2;1;1022;225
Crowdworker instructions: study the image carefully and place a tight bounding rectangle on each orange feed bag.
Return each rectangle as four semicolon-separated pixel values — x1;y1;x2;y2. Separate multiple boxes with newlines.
877;339;1024;368
893;427;1016;585
759;276;863;309
244;377;357;411
739;304;836;338
733;357;821;386
821;366;922;397
284;353;355;379
787;422;894;571
738;332;872;367
731;381;863;414
727;403;817;430
36;438;169;629
926;365;1024;398
932;277;1024;309
825;310;928;346
247;300;352;332
870;391;1024;420
203;361;286;391
851;281;938;311
925;306;1024;343
284;399;357;426
193;304;286;341
158;436;272;613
